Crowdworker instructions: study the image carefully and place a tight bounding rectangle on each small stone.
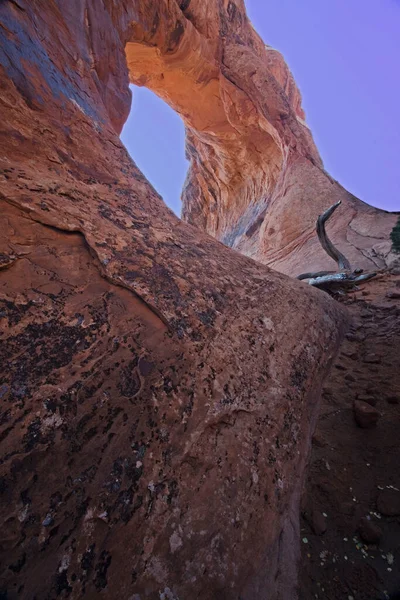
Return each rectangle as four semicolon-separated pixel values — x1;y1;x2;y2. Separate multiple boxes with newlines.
358;517;382;544
356;394;377;407
346;332;365;343
377;489;400;516
353;400;380;428
345;373;356;382
311;511;327;536
169;531;183;553
386;290;400;299
386;395;399;405
363;353;381;364
42;514;53;527
312;433;326;448
341;350;357;359
372;302;397;310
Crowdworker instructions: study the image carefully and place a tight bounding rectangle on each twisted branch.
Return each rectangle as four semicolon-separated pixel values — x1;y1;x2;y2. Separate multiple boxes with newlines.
297;200;376;292
315;201;351;271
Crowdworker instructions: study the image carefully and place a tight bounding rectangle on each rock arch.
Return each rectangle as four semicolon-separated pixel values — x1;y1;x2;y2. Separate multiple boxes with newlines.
124;0;397;275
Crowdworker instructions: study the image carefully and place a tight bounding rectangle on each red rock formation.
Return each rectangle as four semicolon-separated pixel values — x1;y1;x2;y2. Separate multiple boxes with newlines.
126;0;398;275
0;2;346;599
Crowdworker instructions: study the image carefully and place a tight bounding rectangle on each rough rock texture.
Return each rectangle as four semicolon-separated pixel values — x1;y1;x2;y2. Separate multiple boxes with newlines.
125;0;398;275
299;272;400;600
0;2;346;600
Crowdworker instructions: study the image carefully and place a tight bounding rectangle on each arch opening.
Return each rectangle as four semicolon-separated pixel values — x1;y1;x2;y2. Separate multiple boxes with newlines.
121;85;189;217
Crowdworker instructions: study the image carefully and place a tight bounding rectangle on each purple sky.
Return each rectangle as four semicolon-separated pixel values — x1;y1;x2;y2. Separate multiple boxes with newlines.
121;0;400;215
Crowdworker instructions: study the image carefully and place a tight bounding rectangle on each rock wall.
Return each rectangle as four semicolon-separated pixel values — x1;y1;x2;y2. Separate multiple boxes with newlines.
0;2;346;599
126;0;398;275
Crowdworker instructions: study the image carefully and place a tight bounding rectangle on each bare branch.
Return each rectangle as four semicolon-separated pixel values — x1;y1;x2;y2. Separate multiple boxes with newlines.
297;270;336;281
296;201;377;294
307;272;376;290
316;201;351;271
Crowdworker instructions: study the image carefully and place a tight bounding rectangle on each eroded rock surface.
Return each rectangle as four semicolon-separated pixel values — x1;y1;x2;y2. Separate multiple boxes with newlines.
126;0;398;275
0;2;345;599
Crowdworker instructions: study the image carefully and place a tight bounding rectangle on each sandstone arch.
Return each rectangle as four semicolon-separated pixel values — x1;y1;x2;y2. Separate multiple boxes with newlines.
124;0;398;276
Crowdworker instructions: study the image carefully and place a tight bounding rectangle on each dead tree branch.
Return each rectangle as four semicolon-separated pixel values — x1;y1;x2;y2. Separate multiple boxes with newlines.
297;201;376;293
316;201;351;271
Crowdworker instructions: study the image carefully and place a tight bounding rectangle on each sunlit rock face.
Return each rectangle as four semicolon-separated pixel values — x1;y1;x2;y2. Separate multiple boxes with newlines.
0;1;351;599
126;0;398;275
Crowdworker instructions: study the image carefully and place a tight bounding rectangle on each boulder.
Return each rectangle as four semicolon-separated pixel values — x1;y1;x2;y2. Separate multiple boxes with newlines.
353;401;380;428
356;394;378;407
311;511;327;536
358;517;382;545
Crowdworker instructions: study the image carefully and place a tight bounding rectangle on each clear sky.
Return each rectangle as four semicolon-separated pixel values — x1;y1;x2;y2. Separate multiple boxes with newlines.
121;0;400;215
